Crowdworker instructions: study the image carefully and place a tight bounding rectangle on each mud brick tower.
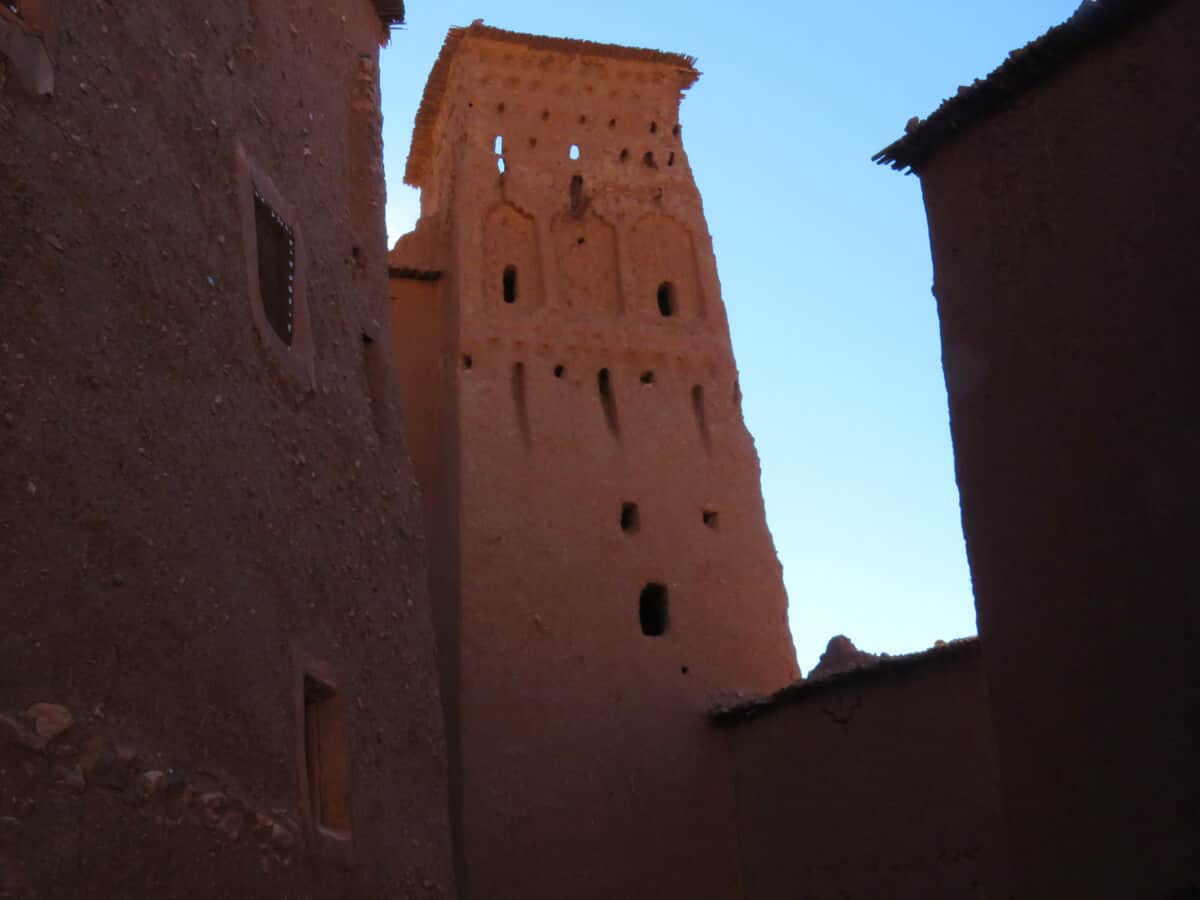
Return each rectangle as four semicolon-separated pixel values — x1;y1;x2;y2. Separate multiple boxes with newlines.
389;22;799;900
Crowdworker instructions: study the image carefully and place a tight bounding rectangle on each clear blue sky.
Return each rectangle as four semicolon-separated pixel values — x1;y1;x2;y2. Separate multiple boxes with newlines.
379;0;1081;673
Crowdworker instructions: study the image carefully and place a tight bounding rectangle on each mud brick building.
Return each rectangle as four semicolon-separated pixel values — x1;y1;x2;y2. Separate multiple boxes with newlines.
0;2;457;898
4;0;1198;898
876;0;1200;897
388;23;798;900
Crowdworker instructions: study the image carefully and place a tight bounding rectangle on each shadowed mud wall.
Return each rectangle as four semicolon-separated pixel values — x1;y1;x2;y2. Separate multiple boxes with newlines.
391;26;799;900
917;3;1200;896
718;641;1007;900
0;3;456;898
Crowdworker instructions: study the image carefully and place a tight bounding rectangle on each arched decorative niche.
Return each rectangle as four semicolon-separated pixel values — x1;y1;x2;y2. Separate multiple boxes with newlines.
628;214;706;320
481;201;544;313
551;209;623;315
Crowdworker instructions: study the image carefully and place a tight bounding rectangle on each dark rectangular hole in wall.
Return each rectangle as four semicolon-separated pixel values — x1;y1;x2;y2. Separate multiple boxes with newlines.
621;502;640;534
598;368;620;436
254;192;295;346
569;175;583;215
502;265;517;303
640;583;668;637
657;282;675;317
692;384;711;454
304;675;352;837
703;509;720;530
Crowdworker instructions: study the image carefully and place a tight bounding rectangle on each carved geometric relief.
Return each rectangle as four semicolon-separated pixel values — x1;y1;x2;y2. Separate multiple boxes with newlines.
552;210;622;315
629;214;705;320
482;202;543;311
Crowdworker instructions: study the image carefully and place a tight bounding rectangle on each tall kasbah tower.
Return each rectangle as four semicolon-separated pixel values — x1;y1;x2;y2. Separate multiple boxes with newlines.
388;22;799;900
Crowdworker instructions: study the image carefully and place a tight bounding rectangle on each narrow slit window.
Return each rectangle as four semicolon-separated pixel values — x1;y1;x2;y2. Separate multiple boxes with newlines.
512;362;530;445
494;134;503;155
692;384;711;454
620;502;640;534
643;151;656;168
639;583;668;637
502;265;518;304
598;368;620;436
303;675;351;837
570;175;583;214
568;143;581;160
253;191;296;346
656;282;675;318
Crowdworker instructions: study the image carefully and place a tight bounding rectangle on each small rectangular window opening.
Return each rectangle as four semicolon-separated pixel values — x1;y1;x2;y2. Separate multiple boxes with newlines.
253;191;295;347
620;502;640;534
502;265;517;304
569;175;584;215
304;675;352;838
640;583;668;637
656;282;675;318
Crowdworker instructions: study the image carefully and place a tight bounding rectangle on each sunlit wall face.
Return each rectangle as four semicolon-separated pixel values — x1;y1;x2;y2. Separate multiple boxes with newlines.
378;0;1082;672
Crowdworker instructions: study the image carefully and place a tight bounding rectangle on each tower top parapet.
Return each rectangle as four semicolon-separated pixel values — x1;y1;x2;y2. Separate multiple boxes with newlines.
404;21;699;188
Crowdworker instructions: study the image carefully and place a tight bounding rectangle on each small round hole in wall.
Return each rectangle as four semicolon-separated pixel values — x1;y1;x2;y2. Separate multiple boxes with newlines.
553;365;564;378
462;354;473;370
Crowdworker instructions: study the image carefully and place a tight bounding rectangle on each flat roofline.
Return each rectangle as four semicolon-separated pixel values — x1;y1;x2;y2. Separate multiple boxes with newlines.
709;637;980;725
873;0;1180;174
404;20;699;188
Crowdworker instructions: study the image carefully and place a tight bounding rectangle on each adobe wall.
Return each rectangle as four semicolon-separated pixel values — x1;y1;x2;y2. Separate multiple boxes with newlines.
0;3;456;898
718;641;1007;900
391;29;799;900
917;2;1200;896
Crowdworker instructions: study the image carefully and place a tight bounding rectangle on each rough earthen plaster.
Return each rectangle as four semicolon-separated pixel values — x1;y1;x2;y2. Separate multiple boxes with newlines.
390;26;799;900
0;3;456;897
715;640;1008;900
914;2;1200;896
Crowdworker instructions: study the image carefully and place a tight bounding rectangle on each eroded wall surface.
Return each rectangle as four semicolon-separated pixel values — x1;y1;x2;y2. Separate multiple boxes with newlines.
391;27;799;900
0;3;456;897
919;3;1200;896
721;641;1007;900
